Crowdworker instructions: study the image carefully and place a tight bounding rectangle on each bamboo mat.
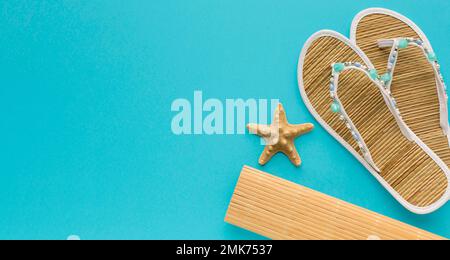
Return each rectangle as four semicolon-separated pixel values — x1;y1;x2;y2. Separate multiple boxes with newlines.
354;13;450;168
225;166;445;240
302;35;448;207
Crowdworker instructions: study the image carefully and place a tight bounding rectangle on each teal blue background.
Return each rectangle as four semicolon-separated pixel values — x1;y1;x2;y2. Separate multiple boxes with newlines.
1;0;449;239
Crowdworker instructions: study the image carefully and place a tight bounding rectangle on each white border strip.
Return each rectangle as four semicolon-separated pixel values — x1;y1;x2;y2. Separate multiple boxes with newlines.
297;30;450;214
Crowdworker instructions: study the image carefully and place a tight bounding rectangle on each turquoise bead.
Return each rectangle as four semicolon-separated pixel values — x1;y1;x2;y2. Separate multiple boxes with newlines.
427;52;437;62
398;39;409;49
380;73;392;83
369;69;378;80
333;63;345;73
330;102;340;113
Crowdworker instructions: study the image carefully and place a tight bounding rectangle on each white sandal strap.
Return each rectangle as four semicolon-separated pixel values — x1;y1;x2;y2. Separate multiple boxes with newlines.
329;62;414;173
377;38;449;136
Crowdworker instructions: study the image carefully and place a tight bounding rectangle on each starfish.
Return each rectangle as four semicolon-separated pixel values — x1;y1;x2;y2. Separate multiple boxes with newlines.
247;103;314;167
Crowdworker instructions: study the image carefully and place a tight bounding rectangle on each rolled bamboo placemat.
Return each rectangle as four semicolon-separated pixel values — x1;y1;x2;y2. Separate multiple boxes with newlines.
225;166;445;240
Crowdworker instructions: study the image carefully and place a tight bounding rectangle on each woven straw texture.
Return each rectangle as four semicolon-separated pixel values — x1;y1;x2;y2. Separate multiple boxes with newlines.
354;13;450;168
302;35;447;207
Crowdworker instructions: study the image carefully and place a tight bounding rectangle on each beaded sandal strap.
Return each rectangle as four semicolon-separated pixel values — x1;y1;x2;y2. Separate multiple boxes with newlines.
377;38;449;136
329;62;414;173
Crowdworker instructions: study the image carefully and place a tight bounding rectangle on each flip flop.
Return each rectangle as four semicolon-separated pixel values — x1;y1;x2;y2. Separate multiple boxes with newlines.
297;30;450;214
351;8;450;170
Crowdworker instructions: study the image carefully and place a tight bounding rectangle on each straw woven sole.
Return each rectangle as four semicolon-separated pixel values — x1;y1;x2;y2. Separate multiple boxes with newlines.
298;31;449;212
351;9;450;168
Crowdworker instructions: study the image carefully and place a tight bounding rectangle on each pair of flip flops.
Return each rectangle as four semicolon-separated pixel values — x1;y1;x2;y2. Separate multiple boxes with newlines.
298;8;449;214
